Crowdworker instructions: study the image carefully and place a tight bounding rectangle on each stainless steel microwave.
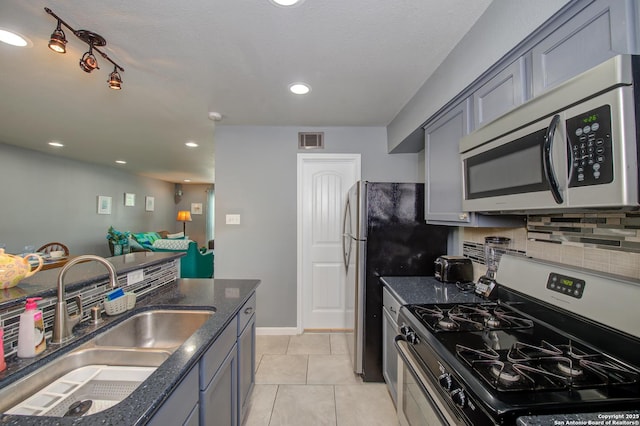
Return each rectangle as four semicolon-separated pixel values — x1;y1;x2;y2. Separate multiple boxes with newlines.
460;55;639;213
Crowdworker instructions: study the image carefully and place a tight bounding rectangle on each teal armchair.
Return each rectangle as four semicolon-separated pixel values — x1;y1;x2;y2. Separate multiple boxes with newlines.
152;241;213;278
180;241;214;278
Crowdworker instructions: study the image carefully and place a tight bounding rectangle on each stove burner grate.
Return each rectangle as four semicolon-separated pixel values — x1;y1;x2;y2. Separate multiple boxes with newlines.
409;303;534;333
456;340;640;392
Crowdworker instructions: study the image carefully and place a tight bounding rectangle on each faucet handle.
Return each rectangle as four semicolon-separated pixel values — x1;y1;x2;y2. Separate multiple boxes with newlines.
70;295;83;323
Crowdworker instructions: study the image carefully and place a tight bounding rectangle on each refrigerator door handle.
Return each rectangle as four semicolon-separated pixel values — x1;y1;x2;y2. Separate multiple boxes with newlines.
342;196;352;270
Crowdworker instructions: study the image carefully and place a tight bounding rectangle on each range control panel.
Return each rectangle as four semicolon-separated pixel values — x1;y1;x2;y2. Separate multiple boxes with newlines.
546;273;586;299
565;104;613;187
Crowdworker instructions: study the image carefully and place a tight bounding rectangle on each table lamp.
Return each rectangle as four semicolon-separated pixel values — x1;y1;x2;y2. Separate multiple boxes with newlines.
177;210;192;235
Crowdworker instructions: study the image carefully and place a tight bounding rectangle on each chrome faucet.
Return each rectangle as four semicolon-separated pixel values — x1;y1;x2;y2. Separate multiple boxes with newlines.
52;255;118;344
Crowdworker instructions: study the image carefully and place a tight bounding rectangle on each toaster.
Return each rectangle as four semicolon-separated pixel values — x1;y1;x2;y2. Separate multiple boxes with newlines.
434;256;473;283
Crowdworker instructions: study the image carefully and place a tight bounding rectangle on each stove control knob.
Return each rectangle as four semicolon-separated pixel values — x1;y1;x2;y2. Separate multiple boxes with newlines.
400;324;411;336
438;373;452;391
451;388;466;408
406;331;419;344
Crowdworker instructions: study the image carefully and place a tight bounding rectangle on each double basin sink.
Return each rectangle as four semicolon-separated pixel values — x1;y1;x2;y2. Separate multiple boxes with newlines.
0;309;215;418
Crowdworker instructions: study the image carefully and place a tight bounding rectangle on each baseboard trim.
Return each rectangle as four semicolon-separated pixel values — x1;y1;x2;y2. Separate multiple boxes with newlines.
256;327;300;335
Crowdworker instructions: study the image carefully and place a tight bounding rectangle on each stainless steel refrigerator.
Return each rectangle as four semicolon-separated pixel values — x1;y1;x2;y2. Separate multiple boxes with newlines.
342;181;449;382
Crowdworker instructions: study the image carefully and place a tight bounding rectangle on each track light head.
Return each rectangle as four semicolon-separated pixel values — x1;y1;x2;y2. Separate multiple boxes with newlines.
79;46;99;73
108;67;122;90
48;22;66;53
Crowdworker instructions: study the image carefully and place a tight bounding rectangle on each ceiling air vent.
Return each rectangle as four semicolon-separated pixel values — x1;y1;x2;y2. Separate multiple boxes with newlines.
298;132;324;149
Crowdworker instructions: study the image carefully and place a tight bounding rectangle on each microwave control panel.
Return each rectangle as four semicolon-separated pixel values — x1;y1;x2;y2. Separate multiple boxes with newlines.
565;104;613;187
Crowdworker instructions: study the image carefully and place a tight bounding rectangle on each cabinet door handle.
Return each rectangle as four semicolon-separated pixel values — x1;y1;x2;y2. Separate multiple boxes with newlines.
244;307;254;315
390;306;396;314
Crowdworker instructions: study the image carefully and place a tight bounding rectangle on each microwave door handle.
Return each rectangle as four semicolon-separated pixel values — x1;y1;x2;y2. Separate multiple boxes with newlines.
543;114;564;204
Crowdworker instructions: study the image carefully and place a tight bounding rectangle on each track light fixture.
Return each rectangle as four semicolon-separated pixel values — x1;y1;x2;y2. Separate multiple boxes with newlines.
108;66;122;90
45;7;124;90
79;45;99;73
48;20;66;53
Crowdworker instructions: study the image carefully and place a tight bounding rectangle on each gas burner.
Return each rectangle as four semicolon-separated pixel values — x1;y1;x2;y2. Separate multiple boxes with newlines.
557;360;584;377
490;363;522;383
484;316;501;328
438;318;458;330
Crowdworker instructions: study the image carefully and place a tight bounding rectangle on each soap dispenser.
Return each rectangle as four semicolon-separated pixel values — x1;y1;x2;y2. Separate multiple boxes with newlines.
17;297;46;358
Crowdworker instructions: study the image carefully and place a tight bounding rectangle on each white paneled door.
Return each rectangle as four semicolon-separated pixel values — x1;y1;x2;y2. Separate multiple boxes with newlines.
297;154;360;330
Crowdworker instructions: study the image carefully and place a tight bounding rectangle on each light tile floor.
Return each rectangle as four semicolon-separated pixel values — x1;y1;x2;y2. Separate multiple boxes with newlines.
243;333;398;426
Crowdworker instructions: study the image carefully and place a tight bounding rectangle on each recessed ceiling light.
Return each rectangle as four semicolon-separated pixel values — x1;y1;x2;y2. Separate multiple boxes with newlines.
270;0;303;6
184;179;192;182
0;29;30;47
48;141;64;147
115;160;127;164
185;142;199;148
289;83;311;95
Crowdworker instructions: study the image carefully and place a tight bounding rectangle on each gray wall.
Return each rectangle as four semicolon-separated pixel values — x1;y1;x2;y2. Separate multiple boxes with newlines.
387;0;571;151
214;126;421;327
0;143;178;256
175;184;212;247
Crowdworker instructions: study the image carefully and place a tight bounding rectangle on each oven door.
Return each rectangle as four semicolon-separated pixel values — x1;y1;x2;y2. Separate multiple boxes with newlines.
395;336;461;426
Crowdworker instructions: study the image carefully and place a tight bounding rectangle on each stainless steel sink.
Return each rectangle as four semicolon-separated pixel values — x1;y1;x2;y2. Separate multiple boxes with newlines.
0;308;215;417
93;309;215;350
0;348;169;416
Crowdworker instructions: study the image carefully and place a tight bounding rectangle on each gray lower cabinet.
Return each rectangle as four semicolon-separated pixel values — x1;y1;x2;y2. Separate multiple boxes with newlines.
382;287;401;405
200;315;239;426
200;343;238;426
148;366;199;426
238;294;256;420
149;291;257;426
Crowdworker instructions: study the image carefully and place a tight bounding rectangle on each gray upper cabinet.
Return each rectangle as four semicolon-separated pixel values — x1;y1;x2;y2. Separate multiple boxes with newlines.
473;57;526;129
425;99;526;227
532;0;638;96
425;98;471;225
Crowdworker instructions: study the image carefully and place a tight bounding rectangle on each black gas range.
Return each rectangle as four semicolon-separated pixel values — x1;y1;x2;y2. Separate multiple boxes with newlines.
395;255;640;425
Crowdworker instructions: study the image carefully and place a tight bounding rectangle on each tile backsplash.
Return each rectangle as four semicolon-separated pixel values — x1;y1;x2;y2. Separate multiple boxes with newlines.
0;260;178;359
462;212;640;281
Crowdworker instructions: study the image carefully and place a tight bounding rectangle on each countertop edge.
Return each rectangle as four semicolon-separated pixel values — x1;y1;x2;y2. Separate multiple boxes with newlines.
0;277;261;426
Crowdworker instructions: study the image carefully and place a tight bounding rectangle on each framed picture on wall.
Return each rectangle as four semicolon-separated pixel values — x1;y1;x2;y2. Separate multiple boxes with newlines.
97;196;112;214
145;196;155;211
124;193;136;207
191;202;203;215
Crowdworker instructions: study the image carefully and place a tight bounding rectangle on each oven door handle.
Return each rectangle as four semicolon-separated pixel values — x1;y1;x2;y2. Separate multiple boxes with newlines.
543;114;564;204
394;335;459;425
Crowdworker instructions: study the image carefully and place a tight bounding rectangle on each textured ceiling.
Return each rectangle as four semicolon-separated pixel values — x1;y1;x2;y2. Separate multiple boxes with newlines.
0;0;492;183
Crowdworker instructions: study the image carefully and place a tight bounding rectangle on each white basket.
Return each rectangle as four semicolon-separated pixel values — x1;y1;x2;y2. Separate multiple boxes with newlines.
104;292;136;316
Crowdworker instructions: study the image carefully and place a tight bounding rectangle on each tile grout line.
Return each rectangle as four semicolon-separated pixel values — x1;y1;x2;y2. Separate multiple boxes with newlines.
266;384;280;426
332;385;338;426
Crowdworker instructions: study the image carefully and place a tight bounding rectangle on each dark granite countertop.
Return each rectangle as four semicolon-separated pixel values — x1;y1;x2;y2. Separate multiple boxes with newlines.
0;277;260;425
380;276;484;305
0;252;185;309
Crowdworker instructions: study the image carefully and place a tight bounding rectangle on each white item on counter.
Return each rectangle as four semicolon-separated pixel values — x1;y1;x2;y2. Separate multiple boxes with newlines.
17;297;46;358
